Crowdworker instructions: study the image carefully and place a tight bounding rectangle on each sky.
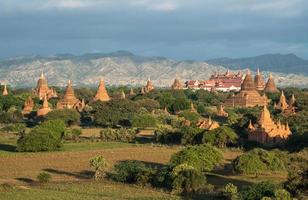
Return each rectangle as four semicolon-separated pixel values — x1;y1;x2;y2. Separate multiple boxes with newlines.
0;0;307;60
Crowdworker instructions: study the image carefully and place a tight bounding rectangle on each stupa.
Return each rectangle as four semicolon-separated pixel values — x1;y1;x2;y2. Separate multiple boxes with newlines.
190;103;197;113
247;106;291;144
33;72;57;100
145;79;154;92
120;90;126;99
254;69;265;91
276;91;289;110
22;96;34;115
216;105;228;117
2;84;8;96
94;79;110;102
171;78;183;90
37;96;52;116
224;70;269;107
275;92;296;115
56;80;84;110
264;73;278;93
129;88;135;95
196;117;220;130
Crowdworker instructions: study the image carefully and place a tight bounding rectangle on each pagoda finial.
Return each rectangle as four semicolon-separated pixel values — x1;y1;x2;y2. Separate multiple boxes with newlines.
2;83;8;96
257;68;260;75
43;95;49;108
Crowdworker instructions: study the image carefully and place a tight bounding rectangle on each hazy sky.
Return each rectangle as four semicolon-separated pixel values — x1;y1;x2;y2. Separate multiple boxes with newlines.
0;0;307;60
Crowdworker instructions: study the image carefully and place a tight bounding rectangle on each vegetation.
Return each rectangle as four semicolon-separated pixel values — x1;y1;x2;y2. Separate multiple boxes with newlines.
46;109;80;126
99;128;137;142
89;155;108;180
37;172;52;184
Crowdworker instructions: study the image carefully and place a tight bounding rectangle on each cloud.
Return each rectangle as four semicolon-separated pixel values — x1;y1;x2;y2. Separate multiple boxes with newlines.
42;0;90;9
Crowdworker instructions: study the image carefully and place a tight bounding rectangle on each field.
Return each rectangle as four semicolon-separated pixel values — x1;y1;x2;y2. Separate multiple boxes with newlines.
0;132;288;199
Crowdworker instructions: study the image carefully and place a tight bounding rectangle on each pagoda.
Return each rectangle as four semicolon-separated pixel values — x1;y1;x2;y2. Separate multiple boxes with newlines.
2;84;8;96
37;96;52;116
120;90;126;99
171;78;183;90
247;106;291;144
94;79;110;102
275;92;296;115
129;88;135;95
145;79;154;92
223;70;269;107
33;72;57;100
216;105;228;117
22;96;34;115
56;80;84;110
254;69;265;91
264;73;278;93
190;103;197;113
196;117;220;130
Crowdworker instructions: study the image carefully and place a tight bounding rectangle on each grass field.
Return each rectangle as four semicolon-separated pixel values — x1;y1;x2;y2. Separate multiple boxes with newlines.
0;132;289;199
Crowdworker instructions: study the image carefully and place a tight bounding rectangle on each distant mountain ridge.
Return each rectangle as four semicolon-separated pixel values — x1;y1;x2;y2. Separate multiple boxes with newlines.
0;51;307;88
206;53;308;75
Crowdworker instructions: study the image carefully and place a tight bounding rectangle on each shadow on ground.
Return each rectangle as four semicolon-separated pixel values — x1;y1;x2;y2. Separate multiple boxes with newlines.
0;144;16;152
43;168;94;180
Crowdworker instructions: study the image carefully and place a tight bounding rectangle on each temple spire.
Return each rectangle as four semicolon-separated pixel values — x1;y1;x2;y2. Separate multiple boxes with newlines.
2;84;8;96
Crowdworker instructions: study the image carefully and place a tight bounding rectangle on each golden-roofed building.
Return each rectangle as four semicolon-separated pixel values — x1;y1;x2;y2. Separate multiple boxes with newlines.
2;84;8;96
171;78;183;90
145;79;154;92
94;79;110;102
264;73;279;93
196;117;220;130
216;105;228;117
254;69;265;91
33;72;57;100
22;96;34;115
247;106;291;144
56;80;84;111
223;70;269;108
275;91;296;115
37;96;52;116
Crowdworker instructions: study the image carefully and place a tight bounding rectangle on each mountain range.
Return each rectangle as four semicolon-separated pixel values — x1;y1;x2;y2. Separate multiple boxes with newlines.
0;51;307;88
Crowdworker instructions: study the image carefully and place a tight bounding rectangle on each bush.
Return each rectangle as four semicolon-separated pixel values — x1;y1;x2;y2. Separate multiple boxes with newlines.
17;129;62;152
154;126;182;144
38;119;66;139
178;110;201;125
223;183;239;200
1;123;26;133
239;182;284;200
233;148;285;175
131;114;158;128
99;128;137;142
37;172;52;183
180;126;203;145
169;144;223;172
64;128;82;140
171;164;206;194
284;169;308;197
89;155;108;180
111;160;155;185
201;126;238;148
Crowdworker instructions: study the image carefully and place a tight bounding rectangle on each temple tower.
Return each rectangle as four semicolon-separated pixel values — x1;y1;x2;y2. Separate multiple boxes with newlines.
34;72;57;99
2;84;8;96
145;79;154;92
276;91;289;111
264;73;278;93
37;96;52;116
22;96;34;115
254;69;265;91
57;80;83;110
171;78;183;90
94;79;110;102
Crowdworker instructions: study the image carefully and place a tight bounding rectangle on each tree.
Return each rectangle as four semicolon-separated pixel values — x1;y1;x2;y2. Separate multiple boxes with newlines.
223;183;239;200
131;113;158;128
38;119;66;139
178;110;201;125
89;155;108;180
46;109;80;126
202;126;238;148
134;99;160;112
172;98;190;113
170;144;223;172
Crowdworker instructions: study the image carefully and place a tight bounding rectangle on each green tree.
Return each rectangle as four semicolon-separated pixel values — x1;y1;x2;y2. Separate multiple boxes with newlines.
89;155;108;180
202;126;238;148
132;113;158;128
46;109;80;126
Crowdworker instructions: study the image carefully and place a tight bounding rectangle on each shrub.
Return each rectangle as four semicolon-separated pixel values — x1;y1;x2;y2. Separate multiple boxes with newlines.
233;148;285;175
154;126;182;144
37;172;52;183
38;119;66;139
64;128;82;140
99;128;137;142
1;123;26;133
17;129;62;152
169;144;223;172
171;164;206;194
239;182;282;200
178;110;201;125
223;183;239;200
274;189;292;200
111;160;155;185
180;126;203;145
89;155;108;180
202;126;238;148
284;169;308;196
131;114;158;128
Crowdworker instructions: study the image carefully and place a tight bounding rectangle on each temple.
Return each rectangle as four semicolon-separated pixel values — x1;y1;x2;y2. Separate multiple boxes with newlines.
247;106;291;144
120;90;126;99
190;103;197;113
275;91;296;115
33;72;57;100
196;117;220;130
37;96;52;116
2;84;8;96
94;79;110;102
129;88;135;95
145;79;154;92
254;69;265;91
171;78;183;90
216;105;228;117
22;96;34;115
264;73;279;93
57;80;84;111
185;70;243;92
223;70;269;107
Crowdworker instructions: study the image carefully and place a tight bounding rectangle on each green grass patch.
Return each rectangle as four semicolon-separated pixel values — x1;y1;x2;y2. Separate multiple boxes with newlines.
62;142;138;152
0;181;180;200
